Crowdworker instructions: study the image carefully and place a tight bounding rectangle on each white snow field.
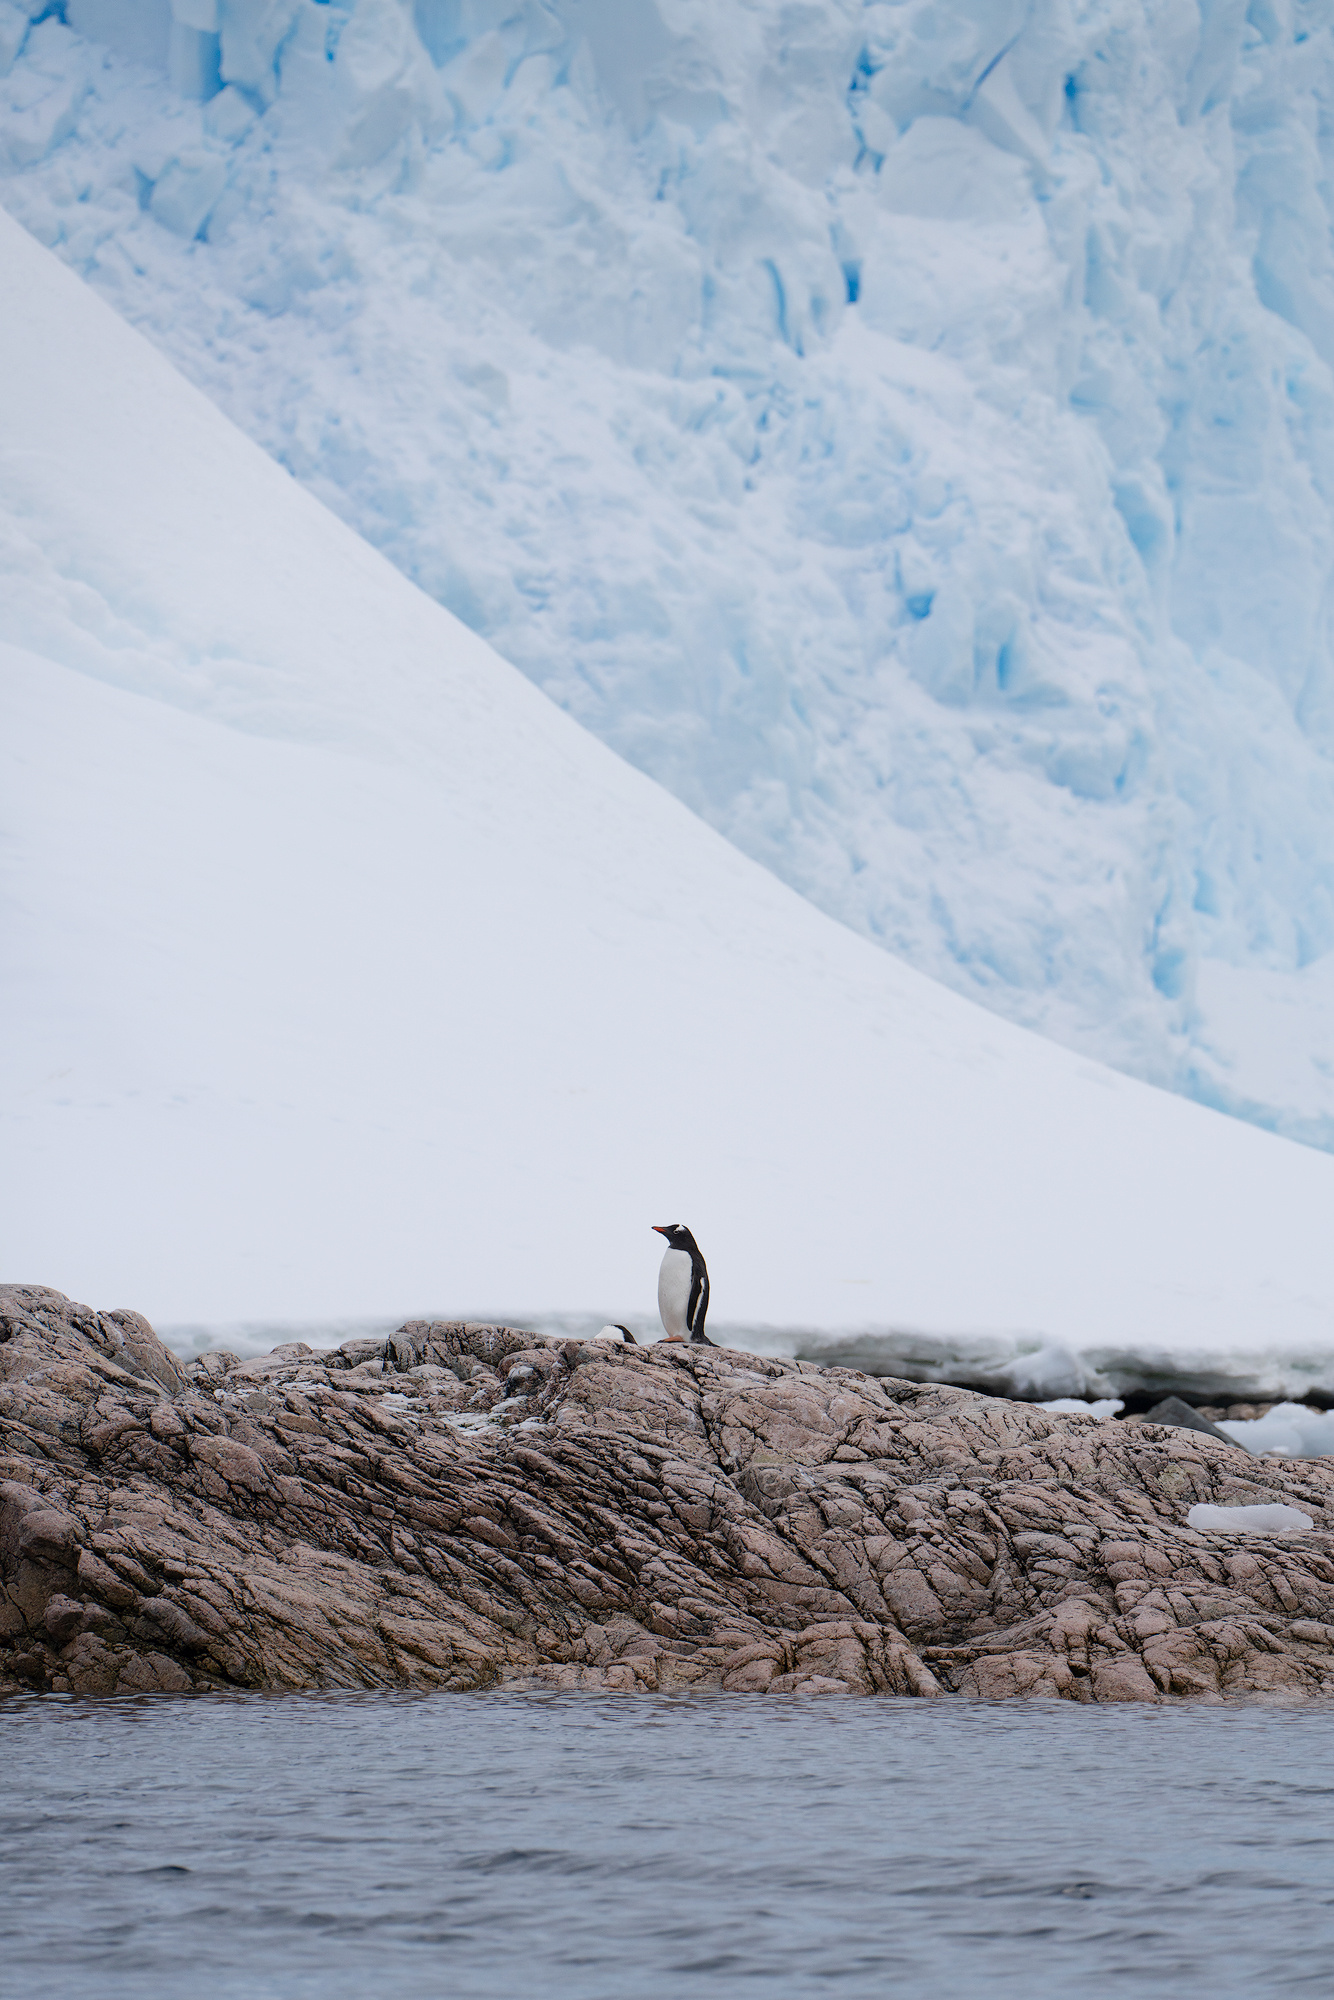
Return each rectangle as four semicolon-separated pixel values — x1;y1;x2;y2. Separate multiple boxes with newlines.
4;206;1334;1409
5;2;1334;1148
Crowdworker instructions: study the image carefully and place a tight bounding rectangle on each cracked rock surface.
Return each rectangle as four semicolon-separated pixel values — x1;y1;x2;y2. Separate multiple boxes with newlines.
6;1285;1334;1702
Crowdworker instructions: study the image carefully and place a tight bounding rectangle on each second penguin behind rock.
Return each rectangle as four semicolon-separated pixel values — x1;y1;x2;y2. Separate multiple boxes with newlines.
652;1223;715;1345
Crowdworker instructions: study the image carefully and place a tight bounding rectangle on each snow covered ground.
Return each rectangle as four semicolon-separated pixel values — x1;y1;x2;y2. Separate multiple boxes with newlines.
4;1;1334;1146
5;204;1334;1411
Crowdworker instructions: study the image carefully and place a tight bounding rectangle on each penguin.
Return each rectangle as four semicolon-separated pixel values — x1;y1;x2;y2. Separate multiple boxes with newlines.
593;1324;638;1345
652;1224;715;1344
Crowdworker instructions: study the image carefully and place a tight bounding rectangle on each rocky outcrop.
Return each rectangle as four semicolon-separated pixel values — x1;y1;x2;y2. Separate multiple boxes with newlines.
7;1284;1334;1701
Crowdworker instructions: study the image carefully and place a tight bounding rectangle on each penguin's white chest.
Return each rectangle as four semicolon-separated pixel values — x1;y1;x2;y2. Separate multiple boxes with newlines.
657;1247;693;1340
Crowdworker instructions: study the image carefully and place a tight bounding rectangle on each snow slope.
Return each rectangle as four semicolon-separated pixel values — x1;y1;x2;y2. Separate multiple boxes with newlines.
4;205;1334;1404
4;1;1334;1147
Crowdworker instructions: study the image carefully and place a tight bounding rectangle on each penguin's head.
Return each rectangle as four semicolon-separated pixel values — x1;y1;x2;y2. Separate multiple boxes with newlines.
652;1223;697;1252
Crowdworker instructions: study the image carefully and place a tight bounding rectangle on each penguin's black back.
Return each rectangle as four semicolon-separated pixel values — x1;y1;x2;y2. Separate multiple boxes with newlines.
686;1248;713;1344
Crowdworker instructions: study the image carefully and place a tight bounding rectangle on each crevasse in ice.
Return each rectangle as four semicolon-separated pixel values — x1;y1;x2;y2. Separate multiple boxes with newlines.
4;0;1334;1144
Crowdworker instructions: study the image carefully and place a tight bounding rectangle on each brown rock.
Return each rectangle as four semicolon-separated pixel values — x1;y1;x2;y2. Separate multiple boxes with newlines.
43;1593;85;1645
7;1286;1334;1702
1091;1656;1162;1702
76;1545;139;1611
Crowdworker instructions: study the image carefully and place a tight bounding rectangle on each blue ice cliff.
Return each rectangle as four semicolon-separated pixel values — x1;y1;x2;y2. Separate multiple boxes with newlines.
4;0;1334;1145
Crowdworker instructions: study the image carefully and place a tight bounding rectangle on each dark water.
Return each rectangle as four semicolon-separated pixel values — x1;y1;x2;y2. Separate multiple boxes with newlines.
6;1693;1334;1998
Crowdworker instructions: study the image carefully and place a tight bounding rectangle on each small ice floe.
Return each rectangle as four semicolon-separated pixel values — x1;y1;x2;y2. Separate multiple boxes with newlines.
1186;1503;1314;1535
1039;1398;1125;1421
1216;1403;1334;1459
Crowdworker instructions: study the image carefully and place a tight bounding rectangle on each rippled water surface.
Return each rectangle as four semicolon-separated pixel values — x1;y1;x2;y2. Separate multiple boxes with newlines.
6;1692;1334;1997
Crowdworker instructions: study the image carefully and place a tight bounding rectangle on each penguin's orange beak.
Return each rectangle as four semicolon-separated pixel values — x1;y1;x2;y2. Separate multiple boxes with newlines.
652;1225;670;1237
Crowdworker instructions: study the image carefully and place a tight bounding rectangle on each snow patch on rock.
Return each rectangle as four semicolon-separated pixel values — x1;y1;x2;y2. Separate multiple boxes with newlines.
1187;1503;1315;1536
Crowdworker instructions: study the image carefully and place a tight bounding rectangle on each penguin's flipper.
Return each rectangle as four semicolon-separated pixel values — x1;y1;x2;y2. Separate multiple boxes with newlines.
615;1324;638;1346
690;1330;718;1347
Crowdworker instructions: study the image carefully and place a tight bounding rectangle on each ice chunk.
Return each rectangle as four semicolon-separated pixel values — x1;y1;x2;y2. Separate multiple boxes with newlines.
1187;1504;1314;1535
967;54;1049;170
217;0;300;105
0;20;88;165
149;147;227;237
169;22;221;100
326;0;446;169
203;80;254;142
65;0;170;72
1217;1404;1334;1460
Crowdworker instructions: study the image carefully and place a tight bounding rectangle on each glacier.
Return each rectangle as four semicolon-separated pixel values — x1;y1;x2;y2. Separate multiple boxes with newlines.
5;200;1334;1413
4;1;1334;1145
